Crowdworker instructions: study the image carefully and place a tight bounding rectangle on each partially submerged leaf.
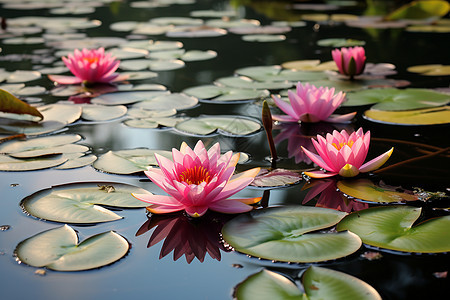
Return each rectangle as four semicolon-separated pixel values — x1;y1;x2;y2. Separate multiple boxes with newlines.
21;181;150;223
364;106;450;125
337;179;419;203
15;225;129;271
251;169;302;188
175;115;261;136
0;89;43;121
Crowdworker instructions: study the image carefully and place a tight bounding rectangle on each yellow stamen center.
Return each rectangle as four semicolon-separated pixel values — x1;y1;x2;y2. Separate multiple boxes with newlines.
332;140;354;150
179;166;211;185
83;57;99;64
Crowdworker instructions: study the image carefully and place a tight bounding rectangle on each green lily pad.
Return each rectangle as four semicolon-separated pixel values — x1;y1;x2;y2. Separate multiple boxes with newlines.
407;64;450;76
216;76;293;90
242;34;286;42
281;60;337;71
0;154;68;171
235;66;328;83
364;106;450;125
0;134;82;155
336;205;450;253
0;88;43;121
183;85;270;102
80;104;127;121
93;148;172;174
222;206;362;263
91;90;170;106
317;38;366;47
181;50;217;61
344;88;450;110
148;49;186;60
235;267;381;300
124;117;187;129
54;154;97;170
337;179;419;203
21;182;150;223
132;93;198;111
175;115;261;136
127;108;176;118
149;59;185;71
15;225;129;271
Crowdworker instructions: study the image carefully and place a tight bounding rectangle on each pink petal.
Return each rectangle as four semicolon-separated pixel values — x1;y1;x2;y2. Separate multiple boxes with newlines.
272;114;299;123
325;112;356;123
47;75;83;85
132;194;182;206
147;205;185;214
184;206;209;217
301;146;334;171
303;170;337;178
359;147;394;173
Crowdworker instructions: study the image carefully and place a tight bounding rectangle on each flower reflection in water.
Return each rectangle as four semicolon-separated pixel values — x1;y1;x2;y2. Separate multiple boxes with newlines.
302;179;368;213
136;212;233;263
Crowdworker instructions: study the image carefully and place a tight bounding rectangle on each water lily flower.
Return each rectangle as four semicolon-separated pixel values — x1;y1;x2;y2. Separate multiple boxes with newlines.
133;140;261;217
271;82;356;123
48;48;127;85
301;128;393;178
332;46;366;78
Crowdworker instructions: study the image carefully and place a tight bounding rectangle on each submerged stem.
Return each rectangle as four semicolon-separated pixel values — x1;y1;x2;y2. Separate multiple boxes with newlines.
262;100;278;169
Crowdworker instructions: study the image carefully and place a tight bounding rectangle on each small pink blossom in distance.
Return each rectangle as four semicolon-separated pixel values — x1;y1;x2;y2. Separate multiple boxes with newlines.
301;128;393;178
48;48;127;85
332;46;366;78
133;140;261;218
271;82;356;123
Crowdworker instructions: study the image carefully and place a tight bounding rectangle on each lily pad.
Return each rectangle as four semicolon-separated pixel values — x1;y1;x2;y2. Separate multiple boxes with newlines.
183;85;270;102
131;93;198;111
21;182;150;223
181;50;217;62
222;206;362;263
337;179;419;203
124;117;187;129
0;134;82;156
91;90;170;105
317;38;366;47
235;65;328;82
216;76;292;90
364;106;450;125
127;108;176;118
242;34;286;42
407;64;450;76
175;115;261;136
93;148;172;174
235;267;381;300
386;0;450;20
0;154;68;171
15;225;129;271
344;88;450;110
80;104;127;121
336;205;450;253
6;70;42;83
54;154;97;170
281;60;337;71
251;169;302;188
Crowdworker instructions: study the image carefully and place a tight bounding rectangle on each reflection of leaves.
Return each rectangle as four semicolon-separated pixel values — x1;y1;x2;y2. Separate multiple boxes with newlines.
136;212;232;263
251;168;302;188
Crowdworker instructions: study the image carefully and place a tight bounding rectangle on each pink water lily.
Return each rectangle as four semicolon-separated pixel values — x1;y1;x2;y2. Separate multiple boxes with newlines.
301;128;393;178
332;46;366;78
133;141;261;218
271;82;356;123
48;48;127;85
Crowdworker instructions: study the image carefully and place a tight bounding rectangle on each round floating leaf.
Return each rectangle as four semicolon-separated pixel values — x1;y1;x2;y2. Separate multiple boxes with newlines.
407;64;450;76
93;148;172;174
181;50;217;61
166;26;227;38
183;85;269;102
337;179;419;203
344;88;450;110
251;169;302;188
386;0;450;20
21;182;150;223
124;116;186;129
39;104;82;124
281;60;337;72
127;107;176;118
0;88;43;121
148;49;185;60
149;59;185;71
15;86;46;96
235;65;327;82
54;154;97;169
364;106;450;125
0;134;81;153
235;267;381;300
9;144;89;158
120;71;158;81
91;90;170;105
132;93;198;111
108;47;148;59
15;225;129;271
336;205;450;253
175;115;261;136
0;154;68;171
222;206;362;263
242;34;286;42
216;76;292;90
80;104;127;121
317;38;366;47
